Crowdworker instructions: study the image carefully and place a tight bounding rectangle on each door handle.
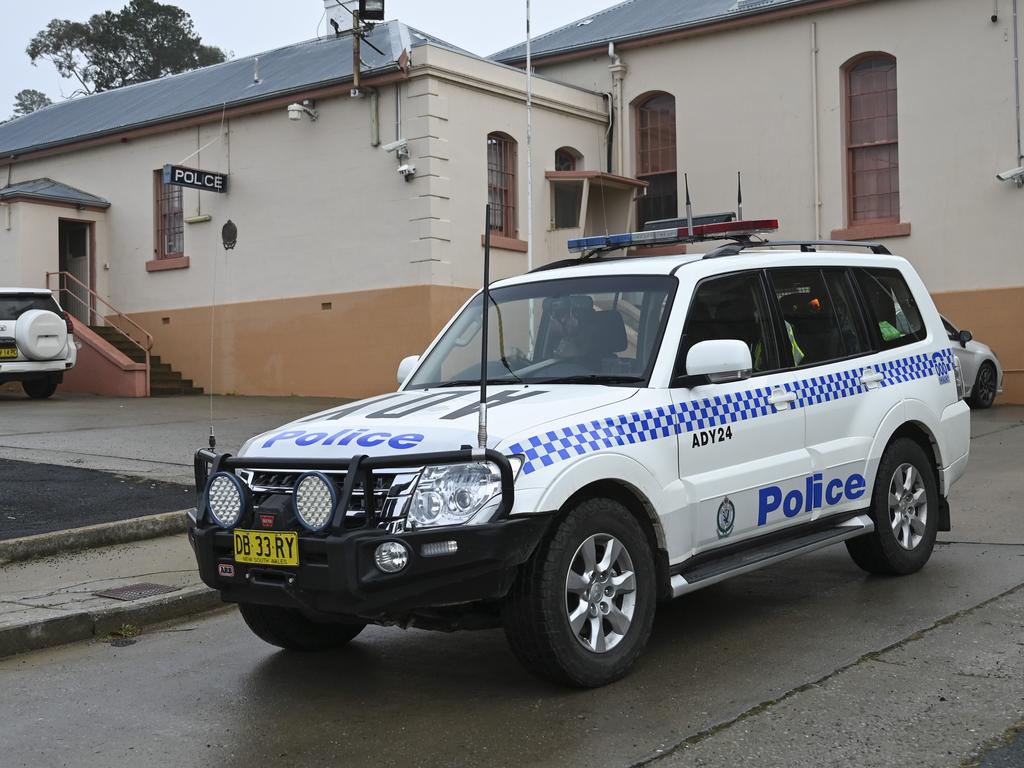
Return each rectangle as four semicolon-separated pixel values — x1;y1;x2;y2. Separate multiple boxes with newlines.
767;388;797;406
860;371;884;386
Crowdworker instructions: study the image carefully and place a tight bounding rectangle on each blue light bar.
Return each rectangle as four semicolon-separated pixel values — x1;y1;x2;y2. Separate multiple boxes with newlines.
565;219;780;255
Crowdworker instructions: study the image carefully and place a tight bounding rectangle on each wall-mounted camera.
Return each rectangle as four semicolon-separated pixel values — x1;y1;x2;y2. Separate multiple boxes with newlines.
397;163;416;181
381;138;409;157
996;165;1024;187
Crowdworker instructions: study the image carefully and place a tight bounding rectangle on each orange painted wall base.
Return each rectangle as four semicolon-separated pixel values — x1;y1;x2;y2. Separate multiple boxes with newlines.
127;285;474;399
933;286;1024;404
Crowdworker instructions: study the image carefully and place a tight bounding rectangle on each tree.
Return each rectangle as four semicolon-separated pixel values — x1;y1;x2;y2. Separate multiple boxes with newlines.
26;0;227;96
12;89;53;118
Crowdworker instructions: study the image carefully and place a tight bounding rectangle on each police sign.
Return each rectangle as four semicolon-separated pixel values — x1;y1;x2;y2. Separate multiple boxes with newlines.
162;164;228;193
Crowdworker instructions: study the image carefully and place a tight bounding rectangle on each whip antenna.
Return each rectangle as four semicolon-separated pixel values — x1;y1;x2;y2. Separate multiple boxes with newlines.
478;204;492;451
737;171;743;220
684;173;693;237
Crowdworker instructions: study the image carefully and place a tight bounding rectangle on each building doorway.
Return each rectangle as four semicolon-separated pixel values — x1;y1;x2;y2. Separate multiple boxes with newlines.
58;220;93;325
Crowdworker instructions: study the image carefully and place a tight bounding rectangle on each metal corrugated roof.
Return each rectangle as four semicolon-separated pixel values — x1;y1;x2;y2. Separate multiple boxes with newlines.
492;0;824;62
0;22;455;160
0;178;111;208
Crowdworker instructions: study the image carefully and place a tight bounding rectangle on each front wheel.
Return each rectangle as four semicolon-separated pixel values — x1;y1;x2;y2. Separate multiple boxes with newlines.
238;603;365;651
846;438;938;575
502;497;657;687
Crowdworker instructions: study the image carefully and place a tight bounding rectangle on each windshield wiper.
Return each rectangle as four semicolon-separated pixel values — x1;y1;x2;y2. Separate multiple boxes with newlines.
430;378;520;388
535;374;646;386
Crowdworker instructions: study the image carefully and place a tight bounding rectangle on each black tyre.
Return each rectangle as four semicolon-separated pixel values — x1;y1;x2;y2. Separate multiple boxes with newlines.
22;376;58;400
502;497;657;687
846;438;939;576
967;361;997;409
238;603;365;651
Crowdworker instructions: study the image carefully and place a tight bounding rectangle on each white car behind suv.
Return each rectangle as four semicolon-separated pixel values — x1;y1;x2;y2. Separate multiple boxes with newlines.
189;219;971;687
0;288;77;399
942;315;1002;409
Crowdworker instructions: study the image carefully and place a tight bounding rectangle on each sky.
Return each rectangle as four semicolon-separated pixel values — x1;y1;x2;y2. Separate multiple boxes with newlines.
0;0;615;117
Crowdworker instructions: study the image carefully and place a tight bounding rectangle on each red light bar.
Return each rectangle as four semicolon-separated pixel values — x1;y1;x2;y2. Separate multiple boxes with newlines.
675;218;779;240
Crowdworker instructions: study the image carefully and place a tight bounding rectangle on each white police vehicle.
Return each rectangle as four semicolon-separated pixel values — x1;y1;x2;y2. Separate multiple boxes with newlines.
190;217;970;687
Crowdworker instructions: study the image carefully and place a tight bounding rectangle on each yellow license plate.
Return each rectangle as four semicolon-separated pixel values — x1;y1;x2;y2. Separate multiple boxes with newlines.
233;530;299;566
0;348;17;359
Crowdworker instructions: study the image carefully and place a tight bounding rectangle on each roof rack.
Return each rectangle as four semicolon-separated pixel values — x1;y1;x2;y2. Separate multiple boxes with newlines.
702;239;891;259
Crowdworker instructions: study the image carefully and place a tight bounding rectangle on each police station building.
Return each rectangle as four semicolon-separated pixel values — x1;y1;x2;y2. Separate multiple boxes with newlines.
1;0;1022;402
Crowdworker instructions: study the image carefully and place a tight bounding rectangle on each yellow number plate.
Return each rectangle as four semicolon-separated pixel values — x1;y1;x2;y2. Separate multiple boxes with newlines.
0;348;17;359
233;530;299;566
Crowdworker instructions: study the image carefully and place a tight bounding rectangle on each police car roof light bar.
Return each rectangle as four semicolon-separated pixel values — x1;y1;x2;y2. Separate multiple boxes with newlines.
566;218;780;255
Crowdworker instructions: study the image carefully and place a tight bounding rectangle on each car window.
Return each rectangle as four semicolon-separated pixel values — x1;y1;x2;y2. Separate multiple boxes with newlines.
941;317;958;340
853;268;927;349
676;272;778;377
0;295;60;320
769;268;870;367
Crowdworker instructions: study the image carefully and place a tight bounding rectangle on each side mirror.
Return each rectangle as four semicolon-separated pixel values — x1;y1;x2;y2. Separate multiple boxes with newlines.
685;339;753;384
958;329;972;347
397;355;419;387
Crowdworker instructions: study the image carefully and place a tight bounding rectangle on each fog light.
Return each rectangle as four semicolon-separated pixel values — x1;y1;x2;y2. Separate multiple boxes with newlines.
205;472;246;529
374;541;409;573
293;471;336;531
421;540;458;558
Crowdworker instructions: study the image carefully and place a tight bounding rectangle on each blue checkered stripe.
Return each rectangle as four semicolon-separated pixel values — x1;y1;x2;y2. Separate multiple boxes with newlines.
509;348;955;476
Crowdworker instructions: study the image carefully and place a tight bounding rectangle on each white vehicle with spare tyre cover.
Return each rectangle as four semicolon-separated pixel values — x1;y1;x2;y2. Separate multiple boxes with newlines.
0;288;77;399
189;218;971;687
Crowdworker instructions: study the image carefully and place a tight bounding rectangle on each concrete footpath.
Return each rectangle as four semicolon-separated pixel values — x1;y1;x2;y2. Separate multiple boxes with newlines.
0;530;222;658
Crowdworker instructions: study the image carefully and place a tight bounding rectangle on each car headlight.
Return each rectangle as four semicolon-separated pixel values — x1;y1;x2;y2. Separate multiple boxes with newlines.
407;459;520;529
205;472;247;529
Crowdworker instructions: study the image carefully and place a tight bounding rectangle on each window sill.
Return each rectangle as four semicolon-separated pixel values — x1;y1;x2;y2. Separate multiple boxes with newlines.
830;221;911;240
481;234;528;253
146;255;190;272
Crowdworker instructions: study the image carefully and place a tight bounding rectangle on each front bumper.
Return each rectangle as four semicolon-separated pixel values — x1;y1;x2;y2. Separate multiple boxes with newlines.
190;447;551;619
190;515;552;617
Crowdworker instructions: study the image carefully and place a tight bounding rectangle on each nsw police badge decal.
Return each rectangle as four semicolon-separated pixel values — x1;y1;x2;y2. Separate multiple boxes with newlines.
717;497;735;538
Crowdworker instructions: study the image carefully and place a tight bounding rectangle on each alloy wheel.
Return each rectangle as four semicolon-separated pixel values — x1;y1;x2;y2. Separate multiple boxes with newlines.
888;462;928;550
565;533;637;653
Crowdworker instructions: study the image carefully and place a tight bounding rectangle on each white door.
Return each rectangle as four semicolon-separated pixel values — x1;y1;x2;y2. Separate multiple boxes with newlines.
671;270;809;555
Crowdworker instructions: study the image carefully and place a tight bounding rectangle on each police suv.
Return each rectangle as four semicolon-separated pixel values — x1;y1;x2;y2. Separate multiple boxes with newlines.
190;218;970;687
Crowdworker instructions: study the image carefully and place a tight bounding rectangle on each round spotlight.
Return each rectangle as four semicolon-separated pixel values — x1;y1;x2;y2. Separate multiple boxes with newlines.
205;472;246;529
293;472;337;532
374;541;409;573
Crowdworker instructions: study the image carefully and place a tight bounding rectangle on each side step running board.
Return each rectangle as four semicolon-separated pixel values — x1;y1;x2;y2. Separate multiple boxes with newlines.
670;514;874;598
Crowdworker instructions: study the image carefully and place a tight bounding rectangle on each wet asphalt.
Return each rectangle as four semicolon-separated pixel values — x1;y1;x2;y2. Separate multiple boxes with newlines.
0;458;192;540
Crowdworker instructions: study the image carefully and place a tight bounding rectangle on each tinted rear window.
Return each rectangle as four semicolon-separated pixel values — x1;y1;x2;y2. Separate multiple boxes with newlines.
0;295;61;319
853;268;926;349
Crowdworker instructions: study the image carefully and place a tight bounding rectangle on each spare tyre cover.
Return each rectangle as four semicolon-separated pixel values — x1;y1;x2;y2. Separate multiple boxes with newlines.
14;309;68;361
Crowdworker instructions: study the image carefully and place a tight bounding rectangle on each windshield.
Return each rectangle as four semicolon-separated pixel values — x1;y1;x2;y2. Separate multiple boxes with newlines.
407;274;676;389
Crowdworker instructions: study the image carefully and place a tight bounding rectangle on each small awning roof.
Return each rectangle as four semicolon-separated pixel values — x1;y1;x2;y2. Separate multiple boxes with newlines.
0;178;111;209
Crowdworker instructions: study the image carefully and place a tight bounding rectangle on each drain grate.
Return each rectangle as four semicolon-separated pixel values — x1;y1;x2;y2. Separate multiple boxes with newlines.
94;583;179;602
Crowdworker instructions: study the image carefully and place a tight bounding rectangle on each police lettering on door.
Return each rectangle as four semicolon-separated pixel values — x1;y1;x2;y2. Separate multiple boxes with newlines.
758;472;866;526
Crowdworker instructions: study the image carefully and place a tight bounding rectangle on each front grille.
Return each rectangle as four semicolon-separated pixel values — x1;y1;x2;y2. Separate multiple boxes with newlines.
238;469;407;529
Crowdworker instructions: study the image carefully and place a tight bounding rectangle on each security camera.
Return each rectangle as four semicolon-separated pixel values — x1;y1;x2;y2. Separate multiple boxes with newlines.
381;138;408;156
397;163;416;180
286;101;318;122
996;165;1024;186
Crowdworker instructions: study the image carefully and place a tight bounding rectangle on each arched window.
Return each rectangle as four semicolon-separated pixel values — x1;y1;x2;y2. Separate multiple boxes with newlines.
555;146;581;172
845;54;899;223
635;93;677;228
487;132;517;237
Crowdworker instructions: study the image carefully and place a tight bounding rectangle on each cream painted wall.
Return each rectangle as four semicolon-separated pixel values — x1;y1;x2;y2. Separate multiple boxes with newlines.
4;46;609;316
0;202;107;295
534;0;1024;294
